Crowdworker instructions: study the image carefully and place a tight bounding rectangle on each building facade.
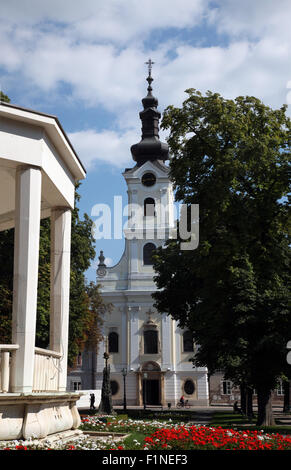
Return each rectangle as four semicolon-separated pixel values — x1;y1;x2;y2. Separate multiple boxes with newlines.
95;65;209;407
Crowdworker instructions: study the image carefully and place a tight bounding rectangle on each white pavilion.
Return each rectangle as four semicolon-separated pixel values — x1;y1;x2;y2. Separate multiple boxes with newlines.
0;100;85;441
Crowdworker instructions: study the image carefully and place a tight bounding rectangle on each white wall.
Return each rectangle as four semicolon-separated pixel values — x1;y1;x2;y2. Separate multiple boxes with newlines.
76;389;101;409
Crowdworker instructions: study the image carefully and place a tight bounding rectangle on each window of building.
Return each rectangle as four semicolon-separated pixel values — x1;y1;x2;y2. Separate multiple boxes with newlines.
183;330;194;352
222;380;232;395
144;197;156;217
184;379;195;396
110;380;119;396
72;381;81;391
108;331;119;353
144;329;158;354
143;243;156;265
276;380;285;396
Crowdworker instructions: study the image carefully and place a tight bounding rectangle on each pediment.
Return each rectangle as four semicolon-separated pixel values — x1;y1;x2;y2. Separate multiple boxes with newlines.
123;159;169;181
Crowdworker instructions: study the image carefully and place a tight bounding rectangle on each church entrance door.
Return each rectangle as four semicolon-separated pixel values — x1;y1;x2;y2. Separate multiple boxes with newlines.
143;379;160;405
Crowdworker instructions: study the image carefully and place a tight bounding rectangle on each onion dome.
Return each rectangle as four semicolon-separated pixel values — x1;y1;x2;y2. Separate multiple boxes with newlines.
130;59;169;165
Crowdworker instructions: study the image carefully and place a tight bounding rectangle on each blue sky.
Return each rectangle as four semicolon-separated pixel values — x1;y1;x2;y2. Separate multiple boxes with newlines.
1;0;291;282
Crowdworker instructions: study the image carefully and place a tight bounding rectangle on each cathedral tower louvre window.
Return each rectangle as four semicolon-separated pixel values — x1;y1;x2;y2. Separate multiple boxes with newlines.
143;242;156;265
144;197;156;217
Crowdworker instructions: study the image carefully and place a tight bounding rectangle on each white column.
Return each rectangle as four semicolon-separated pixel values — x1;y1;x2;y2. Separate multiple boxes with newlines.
50;208;72;391
11;166;42;393
161;314;171;370
1;351;10;392
128;306;140;369
121;307;127;367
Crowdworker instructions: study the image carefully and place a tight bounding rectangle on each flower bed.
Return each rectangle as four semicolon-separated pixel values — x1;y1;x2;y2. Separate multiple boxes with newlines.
144;425;291;450
1;417;291;450
80;415;183;435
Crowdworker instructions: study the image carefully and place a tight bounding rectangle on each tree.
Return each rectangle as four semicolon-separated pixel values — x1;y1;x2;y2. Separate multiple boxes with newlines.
152;89;291;426
35;184;101;367
0;91;10;103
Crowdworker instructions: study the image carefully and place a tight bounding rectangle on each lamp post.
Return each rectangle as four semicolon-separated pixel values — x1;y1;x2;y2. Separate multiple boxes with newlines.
104;351;109;369
143;372;148;410
122;368;127;411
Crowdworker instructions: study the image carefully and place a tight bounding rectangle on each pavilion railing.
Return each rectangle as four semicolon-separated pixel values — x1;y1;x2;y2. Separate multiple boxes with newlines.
0;345;61;393
0;344;19;393
33;347;62;392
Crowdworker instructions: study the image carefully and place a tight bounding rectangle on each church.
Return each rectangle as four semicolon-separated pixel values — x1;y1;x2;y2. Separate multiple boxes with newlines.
95;62;209;407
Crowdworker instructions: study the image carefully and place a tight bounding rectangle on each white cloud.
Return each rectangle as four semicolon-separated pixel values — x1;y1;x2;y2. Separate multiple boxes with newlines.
1;1;291;169
68;128;138;169
0;0;207;43
209;0;291;41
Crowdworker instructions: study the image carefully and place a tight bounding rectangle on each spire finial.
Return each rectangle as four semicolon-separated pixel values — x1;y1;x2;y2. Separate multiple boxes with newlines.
130;59;169;164
145;58;155;77
97;250;107;277
145;58;155;92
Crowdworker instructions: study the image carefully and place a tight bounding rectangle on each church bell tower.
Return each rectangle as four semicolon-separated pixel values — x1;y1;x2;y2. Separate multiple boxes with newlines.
95;61;209;408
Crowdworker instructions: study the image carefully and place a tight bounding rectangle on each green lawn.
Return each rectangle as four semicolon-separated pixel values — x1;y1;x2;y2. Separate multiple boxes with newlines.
210;411;291;435
122;431;148;449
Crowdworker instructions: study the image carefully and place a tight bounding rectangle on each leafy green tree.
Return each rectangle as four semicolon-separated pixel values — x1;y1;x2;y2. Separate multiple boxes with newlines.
0;91;10;103
35;185;101;367
153;89;291;426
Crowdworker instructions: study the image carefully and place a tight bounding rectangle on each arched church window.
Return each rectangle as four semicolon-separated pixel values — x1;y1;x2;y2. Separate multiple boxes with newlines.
144;197;156;217
183;330;194;352
144;329;158;354
108;331;119;353
143;243;156;265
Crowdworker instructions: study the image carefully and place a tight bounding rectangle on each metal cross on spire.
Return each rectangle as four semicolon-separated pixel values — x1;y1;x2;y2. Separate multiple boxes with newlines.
145;58;155;77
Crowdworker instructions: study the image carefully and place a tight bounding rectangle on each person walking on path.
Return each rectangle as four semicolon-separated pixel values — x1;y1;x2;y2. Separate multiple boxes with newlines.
90;393;96;410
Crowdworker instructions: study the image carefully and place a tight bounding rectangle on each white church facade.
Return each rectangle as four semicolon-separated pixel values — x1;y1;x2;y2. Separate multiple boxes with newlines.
95;64;209;407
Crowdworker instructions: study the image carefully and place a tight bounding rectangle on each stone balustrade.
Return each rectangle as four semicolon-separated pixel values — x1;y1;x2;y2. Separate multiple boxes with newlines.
0;345;63;393
33;347;62;392
0;344;19;393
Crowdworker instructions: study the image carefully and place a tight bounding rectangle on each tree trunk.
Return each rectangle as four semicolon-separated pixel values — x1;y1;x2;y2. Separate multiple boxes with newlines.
91;349;97;390
283;380;290;413
240;384;247;414
246;387;254;418
256;387;275;426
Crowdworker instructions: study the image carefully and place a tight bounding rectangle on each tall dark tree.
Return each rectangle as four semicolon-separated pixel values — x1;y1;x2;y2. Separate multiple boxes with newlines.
153;89;291;426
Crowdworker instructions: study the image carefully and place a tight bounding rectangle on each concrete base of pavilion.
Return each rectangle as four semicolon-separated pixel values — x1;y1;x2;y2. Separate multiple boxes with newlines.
0;392;83;441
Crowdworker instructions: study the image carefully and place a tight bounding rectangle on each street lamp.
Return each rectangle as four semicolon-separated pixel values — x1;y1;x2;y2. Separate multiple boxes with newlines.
104;351;109;369
122;368;127;411
143;372;148;410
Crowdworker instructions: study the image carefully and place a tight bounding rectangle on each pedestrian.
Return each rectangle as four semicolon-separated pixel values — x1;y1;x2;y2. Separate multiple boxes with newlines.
90;393;95;410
